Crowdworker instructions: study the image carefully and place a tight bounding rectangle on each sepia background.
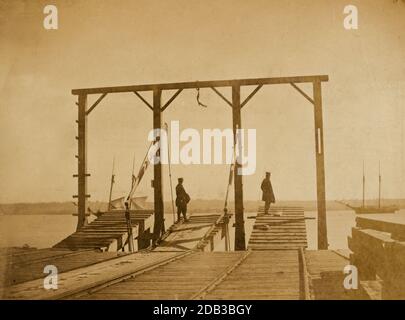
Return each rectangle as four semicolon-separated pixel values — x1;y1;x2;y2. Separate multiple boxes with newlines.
0;0;404;249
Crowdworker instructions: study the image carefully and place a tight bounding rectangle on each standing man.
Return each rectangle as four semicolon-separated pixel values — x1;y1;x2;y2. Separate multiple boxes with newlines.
261;172;275;214
176;177;190;222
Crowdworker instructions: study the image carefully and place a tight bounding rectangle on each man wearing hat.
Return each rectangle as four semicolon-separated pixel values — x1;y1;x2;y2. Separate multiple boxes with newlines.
175;177;190;222
261;172;275;214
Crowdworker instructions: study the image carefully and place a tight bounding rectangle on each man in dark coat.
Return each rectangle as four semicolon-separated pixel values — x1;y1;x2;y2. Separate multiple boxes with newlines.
261;172;275;214
175;177;190;222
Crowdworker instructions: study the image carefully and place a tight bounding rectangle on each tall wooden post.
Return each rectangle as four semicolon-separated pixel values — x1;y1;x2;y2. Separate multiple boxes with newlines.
152;89;165;244
77;94;88;230
232;85;246;250
313;80;328;249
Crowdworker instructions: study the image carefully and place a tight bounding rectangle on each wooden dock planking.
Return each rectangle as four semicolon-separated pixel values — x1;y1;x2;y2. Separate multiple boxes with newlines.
154;213;221;252
304;250;354;299
78;252;246;300
1;251;184;299
0;248;128;287
248;207;307;250
200;251;301;300
53;210;154;251
75;250;303;300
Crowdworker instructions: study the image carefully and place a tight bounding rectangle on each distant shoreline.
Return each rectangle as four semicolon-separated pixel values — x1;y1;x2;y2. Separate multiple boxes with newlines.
1;199;405;215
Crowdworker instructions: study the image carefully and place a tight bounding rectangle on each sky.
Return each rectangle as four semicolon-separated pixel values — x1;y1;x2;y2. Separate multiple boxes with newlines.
0;0;404;203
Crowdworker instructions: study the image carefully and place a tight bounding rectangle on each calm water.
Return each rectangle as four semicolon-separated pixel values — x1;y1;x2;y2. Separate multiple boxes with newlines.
1;210;405;250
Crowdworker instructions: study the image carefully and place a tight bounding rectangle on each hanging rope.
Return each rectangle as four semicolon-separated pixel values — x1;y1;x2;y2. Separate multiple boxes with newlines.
196;88;208;108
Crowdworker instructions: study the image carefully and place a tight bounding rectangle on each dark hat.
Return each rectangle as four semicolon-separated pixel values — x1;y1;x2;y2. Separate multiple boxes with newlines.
178;177;184;182
266;171;271;175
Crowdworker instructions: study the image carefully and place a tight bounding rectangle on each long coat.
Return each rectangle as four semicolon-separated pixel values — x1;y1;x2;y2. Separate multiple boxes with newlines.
176;184;190;207
261;179;275;203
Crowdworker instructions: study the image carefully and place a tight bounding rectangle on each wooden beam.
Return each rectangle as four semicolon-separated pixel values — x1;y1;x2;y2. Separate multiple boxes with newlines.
232;85;246;251
290;83;314;105
133;91;153;111
210;87;232;107
152;89;165;245
161;89;183;112
241;85;263;108
72;75;329;95
77;94;88;230
85;93;107;115
313;80;328;250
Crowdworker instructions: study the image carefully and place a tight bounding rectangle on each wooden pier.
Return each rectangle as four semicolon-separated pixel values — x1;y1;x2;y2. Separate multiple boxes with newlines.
2;207;405;300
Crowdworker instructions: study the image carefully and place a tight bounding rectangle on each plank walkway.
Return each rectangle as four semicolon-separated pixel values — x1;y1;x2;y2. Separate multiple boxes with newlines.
1;251;183;299
155;213;221;252
0;248;127;287
75;252;246;300
248;206;307;250
72;251;302;300
53;210;154;251
203;251;302;300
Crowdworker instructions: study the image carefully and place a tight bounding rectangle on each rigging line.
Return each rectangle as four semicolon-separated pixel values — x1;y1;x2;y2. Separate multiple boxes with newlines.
165;122;176;224
196;87;208;108
108;156;115;212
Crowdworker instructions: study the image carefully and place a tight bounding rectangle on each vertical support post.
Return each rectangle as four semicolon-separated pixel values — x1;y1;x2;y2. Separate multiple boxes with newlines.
77;94;88;230
313;80;328;249
152;89;165;245
232;85;246;251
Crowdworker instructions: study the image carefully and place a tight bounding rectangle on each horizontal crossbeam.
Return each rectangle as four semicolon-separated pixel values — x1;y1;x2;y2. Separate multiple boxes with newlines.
72;75;329;95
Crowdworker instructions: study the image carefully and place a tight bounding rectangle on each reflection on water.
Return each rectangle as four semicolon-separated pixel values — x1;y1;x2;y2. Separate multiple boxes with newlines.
1;210;404;250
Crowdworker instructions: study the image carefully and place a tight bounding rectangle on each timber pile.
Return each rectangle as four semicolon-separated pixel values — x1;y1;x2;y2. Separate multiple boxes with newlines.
53;210;153;251
348;216;405;300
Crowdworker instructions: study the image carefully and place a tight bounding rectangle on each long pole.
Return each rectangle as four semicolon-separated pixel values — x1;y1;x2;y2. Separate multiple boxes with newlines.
165;123;176;224
313;80;328;250
107;157;115;212
232;85;246;251
76;94;88;230
152;89;165;245
362;161;365;208
378;161;381;208
129;153;135;210
125;201;134;252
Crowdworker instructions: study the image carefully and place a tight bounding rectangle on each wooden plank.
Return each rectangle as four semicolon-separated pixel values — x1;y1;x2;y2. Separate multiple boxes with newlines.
72;75;329;95
248;207;307;250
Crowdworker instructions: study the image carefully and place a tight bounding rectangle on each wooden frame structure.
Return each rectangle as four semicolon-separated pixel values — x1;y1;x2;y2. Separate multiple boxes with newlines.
71;75;329;250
